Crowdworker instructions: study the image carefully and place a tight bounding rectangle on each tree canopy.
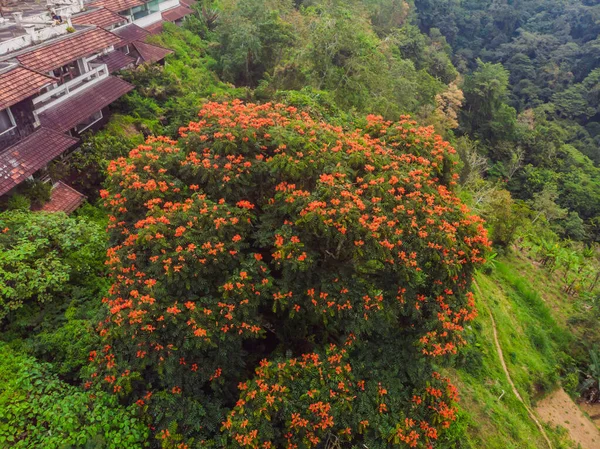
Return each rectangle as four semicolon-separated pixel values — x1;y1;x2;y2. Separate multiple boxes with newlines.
92;101;490;446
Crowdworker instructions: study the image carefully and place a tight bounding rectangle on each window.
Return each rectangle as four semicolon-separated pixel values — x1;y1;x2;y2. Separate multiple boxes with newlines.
147;0;160;14
131;4;149;20
0;108;16;136
76;111;103;133
52;62;80;85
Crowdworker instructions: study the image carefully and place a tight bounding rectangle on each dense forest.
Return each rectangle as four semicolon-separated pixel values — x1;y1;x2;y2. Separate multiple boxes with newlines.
2;1;600;448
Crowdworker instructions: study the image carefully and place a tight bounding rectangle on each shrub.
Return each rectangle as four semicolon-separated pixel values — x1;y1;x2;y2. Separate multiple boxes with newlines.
20;180;52;208
0;344;148;448
5;194;30;211
0;211;106;321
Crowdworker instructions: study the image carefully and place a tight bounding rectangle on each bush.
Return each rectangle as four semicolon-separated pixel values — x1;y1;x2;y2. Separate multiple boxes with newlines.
5;194;30;211
0;176;51;212
0;344;148;448
0;211;106;321
19;179;52;208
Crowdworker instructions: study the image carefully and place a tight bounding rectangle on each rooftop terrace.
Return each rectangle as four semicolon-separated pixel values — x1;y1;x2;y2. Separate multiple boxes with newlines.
1;0;49;18
0;0;86;53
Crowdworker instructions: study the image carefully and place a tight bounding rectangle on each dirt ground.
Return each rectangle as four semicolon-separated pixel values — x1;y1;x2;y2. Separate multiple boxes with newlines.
535;388;600;449
579;401;600;427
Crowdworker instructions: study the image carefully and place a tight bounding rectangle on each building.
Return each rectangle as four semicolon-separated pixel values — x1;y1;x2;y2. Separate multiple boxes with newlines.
88;0;194;30
0;0;193;212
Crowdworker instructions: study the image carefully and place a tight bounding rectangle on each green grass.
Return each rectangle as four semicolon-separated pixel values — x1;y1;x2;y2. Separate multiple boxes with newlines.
489;261;572;398
449;256;579;448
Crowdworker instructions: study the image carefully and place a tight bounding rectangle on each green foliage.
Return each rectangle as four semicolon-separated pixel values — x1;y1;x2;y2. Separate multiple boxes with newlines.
215;0;295;86
212;0;447;118
270;87;349;124
0;343;148;448
559;211;588;241
408;0;600;244
361;0;411;36
1;181;53;212
452;263;577;448
18;180;52;208
4;194;30;212
0;211;105;321
394;25;458;84
123;23;245;138
71;128;141;198
529;183;568;226
480;189;528;249
461;60;516;142
580;348;600;402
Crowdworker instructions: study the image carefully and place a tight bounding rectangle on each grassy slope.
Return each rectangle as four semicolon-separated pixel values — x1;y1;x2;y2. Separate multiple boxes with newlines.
449;253;579;448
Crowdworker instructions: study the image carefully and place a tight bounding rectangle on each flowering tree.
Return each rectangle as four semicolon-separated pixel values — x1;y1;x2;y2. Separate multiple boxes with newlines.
92;101;490;447
224;344;461;449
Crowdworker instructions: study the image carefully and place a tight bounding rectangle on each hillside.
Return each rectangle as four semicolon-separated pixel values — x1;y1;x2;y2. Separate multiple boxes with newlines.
453;249;600;448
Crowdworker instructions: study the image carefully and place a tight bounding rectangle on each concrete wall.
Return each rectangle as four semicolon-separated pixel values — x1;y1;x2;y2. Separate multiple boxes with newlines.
159;0;180;12
0;24;70;56
133;11;162;28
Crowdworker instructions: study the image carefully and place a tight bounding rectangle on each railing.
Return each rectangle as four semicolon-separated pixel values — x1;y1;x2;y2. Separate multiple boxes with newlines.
33;63;109;114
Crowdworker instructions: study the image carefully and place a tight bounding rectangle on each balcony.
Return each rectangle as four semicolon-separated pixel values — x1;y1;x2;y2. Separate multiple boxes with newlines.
128;0;163;27
33;63;109;114
36;75;134;133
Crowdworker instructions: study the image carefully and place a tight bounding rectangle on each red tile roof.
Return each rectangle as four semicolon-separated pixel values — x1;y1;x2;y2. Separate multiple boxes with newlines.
0;67;55;110
17;28;123;73
39;181;86;214
97;50;136;72
180;0;197;7
162;4;194;22
90;0;145;13
143;20;164;34
132;40;173;64
0;128;78;196
112;23;150;46
38;76;134;132
71;7;127;29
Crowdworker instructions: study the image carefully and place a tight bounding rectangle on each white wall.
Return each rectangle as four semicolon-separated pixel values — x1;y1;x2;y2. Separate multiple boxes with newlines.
133;11;162;28
159;0;180;12
0;24;69;56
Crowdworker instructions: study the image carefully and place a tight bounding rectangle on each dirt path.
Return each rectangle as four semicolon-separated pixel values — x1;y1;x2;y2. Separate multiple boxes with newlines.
536;389;600;449
474;280;600;449
473;281;554;449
